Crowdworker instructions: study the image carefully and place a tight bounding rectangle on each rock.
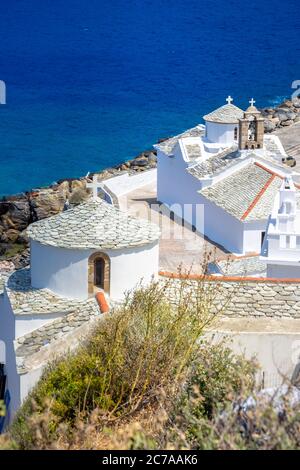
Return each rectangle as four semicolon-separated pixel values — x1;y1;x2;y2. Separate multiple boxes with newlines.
264;119;276;132
286;111;297;120
280;100;293;108
274;111;289;122
294;116;300;123
71;179;85;191
131;157;149;167
11;248;30;269
29;189;65;220
281;119;294;126
69;188;90;205
271;117;280;126
147;152;157;163
4;229;20;243
293;100;300;108
0;199;31;231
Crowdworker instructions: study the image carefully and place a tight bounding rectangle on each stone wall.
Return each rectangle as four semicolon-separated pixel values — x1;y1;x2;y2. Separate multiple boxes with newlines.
160;274;300;319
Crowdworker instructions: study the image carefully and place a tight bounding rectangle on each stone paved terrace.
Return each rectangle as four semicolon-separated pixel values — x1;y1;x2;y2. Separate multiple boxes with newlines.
274;122;300;165
117;181;229;274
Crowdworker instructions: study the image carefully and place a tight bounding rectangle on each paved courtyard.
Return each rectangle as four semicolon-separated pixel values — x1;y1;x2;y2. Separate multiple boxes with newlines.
118;181;228;274
275;122;300;164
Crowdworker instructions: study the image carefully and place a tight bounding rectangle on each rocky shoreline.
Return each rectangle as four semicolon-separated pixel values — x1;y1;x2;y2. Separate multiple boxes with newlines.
262;98;300;132
0;149;158;269
1;97;299;270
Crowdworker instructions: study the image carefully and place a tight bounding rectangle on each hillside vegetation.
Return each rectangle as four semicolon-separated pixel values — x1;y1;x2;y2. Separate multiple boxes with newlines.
1;277;300;450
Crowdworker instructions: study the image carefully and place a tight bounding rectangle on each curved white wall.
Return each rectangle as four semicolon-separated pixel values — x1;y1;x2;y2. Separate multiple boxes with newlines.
205;121;238;145
30;241;91;300
30;240;159;301
107;242;159;300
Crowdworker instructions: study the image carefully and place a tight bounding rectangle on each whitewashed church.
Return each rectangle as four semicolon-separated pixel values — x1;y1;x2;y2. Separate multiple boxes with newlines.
0;196;159;424
156;97;299;255
1;96;300;428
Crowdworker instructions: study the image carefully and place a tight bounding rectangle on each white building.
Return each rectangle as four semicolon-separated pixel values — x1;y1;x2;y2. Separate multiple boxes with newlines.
261;177;300;278
0;197;159;423
156;97;294;255
203;96;243;149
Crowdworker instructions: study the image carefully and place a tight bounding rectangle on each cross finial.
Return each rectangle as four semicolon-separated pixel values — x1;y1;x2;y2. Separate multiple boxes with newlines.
86;174;103;201
249;97;256;107
226;95;233;104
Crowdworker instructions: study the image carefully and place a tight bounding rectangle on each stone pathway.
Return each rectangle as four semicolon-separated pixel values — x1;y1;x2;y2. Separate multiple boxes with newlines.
274;122;300;164
118;182;228;274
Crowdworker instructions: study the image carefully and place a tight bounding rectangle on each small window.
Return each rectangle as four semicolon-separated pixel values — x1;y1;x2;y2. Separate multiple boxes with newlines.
94;258;105;289
286;235;291;248
297;236;300;247
234;127;238;140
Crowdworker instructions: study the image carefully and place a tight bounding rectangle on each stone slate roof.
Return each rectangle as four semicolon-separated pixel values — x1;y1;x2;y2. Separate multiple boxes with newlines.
187;146;239;179
6;268;96;316
203;103;244;124
14;299;100;362
215;256;266;277
154;125;205;156
184;143;203;161
26;198;160;250
200;162;283;221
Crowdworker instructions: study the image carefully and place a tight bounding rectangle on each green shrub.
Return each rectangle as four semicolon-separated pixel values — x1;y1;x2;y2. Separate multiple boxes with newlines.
11;277;225;449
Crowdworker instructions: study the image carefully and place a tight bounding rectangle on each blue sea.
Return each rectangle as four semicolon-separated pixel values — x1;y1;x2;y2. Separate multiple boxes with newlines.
0;0;299;196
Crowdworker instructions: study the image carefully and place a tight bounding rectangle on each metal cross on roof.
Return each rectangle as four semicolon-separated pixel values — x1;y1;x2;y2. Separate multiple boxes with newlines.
249;98;256;107
86;174;103;200
226;95;233;104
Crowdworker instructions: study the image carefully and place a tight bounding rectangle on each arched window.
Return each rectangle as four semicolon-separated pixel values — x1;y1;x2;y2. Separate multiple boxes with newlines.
88;252;110;295
94;258;105;289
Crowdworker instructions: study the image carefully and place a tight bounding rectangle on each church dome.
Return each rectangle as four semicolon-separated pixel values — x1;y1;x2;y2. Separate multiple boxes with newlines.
26;199;160;250
203;103;244;124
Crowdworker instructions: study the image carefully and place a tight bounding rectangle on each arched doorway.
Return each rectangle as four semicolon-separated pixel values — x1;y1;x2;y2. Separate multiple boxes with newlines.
88;252;110;295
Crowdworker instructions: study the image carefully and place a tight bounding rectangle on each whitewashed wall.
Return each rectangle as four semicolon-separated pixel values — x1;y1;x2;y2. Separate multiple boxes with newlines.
157;150;269;254
0;292;20;420
31;241;91;300
205;121;238;145
208;330;300;388
30;240;159;301
107;242;159;300
104;169;157;198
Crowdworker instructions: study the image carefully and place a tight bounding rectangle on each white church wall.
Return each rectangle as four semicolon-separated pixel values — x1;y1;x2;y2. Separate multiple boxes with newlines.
157;149;204;215
197;194;244;253
243;220;267;254
106;242;159;301
30;241;92;300
0;291;21;421
157;150;250;254
30;239;159;303
15;312;66;339
104;169;157;198
20;366;44;410
205;121;238;145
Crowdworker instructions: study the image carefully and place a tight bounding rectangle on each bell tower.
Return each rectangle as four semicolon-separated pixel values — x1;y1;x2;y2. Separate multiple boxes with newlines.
238;98;264;150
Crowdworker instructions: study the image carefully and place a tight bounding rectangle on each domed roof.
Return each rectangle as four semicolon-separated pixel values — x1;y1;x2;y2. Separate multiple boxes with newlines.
26;199;160;250
203;103;244;124
245;105;260;114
